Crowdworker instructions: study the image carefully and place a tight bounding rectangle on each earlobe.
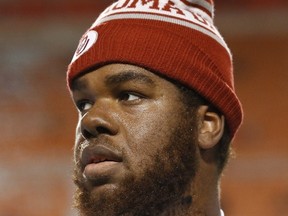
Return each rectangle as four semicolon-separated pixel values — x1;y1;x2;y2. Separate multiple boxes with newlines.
197;106;225;149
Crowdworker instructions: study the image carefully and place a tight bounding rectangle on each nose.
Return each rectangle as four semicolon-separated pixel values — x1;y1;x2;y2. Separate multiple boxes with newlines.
80;104;119;139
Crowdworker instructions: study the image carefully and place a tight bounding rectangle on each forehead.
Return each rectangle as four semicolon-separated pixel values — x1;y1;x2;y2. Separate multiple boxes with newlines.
71;64;167;91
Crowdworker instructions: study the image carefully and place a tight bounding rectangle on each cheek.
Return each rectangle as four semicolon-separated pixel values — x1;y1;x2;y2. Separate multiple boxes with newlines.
123;106;181;169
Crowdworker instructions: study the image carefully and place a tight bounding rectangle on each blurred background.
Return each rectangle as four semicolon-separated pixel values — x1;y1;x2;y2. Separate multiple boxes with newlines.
0;0;287;215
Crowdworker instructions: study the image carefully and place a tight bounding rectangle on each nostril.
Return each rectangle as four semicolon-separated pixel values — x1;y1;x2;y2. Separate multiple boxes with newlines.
82;129;93;139
80;114;118;139
82;126;112;139
96;126;112;135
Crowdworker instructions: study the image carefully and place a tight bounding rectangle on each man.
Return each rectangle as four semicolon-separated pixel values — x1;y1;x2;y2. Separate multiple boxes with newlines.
67;0;243;215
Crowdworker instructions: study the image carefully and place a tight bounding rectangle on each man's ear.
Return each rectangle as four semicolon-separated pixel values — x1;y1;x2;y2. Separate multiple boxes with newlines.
197;106;225;149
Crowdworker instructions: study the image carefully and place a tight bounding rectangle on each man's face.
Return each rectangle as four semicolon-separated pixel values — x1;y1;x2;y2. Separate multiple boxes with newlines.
71;64;200;215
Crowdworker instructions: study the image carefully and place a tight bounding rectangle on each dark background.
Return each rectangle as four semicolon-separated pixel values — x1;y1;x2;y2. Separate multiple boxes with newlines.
0;1;288;215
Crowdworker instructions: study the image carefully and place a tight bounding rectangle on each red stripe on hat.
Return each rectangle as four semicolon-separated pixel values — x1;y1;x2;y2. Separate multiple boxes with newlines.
205;0;213;4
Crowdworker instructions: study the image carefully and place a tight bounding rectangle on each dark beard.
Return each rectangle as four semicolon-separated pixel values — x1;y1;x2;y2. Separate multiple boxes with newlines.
73;113;199;216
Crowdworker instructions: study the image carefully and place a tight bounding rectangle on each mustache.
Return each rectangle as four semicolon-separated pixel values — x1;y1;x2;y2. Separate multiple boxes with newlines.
78;140;90;153
77;139;120;152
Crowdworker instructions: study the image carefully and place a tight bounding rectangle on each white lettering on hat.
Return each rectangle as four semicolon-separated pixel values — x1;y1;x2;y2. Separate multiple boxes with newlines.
93;0;215;36
71;30;98;63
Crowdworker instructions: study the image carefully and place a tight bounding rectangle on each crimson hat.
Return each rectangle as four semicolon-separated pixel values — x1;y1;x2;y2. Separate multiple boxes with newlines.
67;0;243;138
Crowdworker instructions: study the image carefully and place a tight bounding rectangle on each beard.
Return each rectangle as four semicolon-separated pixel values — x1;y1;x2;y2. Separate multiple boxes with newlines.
73;111;199;216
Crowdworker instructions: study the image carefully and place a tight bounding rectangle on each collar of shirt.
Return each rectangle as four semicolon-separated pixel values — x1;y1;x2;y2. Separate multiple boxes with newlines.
220;209;225;216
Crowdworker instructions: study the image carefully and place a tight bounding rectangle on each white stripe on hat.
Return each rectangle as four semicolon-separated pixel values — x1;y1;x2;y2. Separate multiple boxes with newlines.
179;0;214;17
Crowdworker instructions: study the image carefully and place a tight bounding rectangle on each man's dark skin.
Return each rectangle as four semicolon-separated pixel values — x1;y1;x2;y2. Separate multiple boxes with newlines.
71;63;225;216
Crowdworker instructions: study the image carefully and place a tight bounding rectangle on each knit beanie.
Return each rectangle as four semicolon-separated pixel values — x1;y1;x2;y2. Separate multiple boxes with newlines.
67;0;243;138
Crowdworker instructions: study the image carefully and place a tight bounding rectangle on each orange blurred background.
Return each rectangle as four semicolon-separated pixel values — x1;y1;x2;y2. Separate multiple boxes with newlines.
0;1;287;215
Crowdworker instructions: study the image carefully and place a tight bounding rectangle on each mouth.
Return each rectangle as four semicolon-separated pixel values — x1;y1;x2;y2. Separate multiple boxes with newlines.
90;156;112;164
81;144;122;166
80;144;123;183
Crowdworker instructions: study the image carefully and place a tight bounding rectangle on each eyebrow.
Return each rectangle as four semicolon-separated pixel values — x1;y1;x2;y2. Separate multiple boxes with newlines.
71;78;87;92
105;70;156;87
71;70;156;92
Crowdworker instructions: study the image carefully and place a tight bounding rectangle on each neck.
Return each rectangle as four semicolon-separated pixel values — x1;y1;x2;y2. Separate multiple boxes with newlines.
157;192;221;216
157;172;221;216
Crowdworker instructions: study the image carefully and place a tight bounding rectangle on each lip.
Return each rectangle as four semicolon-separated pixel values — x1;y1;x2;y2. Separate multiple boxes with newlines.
81;144;123;168
80;144;123;183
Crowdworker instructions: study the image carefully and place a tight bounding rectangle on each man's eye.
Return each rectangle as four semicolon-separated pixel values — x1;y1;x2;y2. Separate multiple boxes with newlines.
119;92;141;102
77;101;93;112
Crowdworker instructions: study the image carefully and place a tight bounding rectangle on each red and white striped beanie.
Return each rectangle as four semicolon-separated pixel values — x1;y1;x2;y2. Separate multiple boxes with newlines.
67;0;243;138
